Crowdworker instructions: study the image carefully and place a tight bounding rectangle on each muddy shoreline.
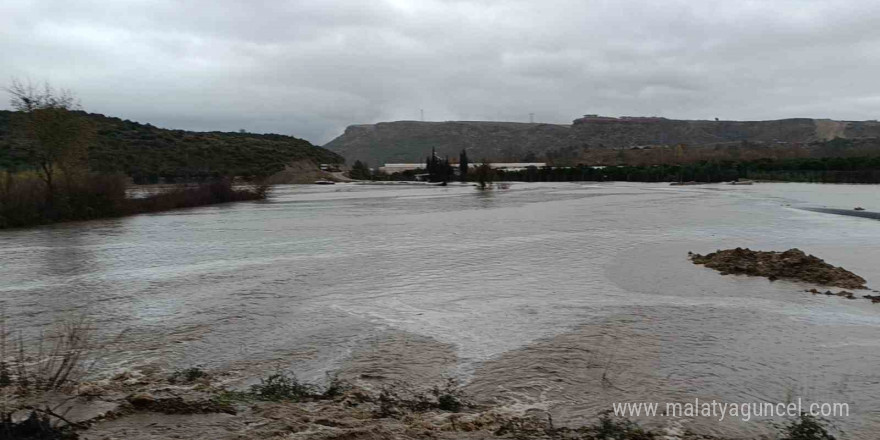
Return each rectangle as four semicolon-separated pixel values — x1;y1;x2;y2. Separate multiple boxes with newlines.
1;325;845;440
3;365;815;440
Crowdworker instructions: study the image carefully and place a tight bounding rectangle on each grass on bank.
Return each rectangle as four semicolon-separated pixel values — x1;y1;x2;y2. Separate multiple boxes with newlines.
0;171;269;229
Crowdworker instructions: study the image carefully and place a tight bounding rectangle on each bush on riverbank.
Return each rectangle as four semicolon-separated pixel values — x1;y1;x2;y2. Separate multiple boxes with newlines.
1;319;92;394
374;378;469;417
249;371;317;401
128;179;268;214
495;410;658;440
780;413;837;440
0;171;268;229
167;366;210;384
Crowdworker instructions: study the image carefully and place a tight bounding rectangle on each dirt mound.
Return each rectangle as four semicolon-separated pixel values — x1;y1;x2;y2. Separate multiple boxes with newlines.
263;159;336;184
690;248;867;289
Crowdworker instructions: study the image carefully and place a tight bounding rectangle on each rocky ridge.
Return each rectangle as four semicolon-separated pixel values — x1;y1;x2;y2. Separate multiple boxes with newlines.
324;117;880;166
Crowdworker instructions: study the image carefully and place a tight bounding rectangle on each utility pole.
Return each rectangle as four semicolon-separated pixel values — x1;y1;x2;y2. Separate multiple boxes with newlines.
420;109;424;122
529;113;534;123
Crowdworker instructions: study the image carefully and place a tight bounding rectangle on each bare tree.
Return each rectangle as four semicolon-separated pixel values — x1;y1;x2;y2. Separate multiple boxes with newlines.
5;80;93;202
7;80;78;112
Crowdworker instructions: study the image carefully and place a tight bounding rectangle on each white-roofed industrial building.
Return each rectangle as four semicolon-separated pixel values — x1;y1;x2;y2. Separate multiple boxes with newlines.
379;162;546;174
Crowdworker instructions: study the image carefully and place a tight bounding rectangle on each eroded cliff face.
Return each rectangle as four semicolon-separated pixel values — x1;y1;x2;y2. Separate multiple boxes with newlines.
571;117;819;146
323;117;880;166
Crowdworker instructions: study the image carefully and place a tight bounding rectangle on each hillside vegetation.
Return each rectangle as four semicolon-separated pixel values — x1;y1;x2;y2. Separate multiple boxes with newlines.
324;117;880;166
0;110;343;183
0;88;342;228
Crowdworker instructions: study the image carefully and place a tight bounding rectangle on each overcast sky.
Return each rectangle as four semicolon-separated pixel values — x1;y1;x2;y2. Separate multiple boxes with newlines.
2;0;880;144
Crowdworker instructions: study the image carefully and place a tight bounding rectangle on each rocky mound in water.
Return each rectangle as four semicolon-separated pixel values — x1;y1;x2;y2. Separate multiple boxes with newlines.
689;248;867;289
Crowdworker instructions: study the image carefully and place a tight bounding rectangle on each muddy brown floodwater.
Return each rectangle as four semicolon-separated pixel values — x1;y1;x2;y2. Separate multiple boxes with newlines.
2;182;880;438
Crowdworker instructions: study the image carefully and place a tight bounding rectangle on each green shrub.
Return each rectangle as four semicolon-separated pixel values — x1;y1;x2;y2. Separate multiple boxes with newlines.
780;413;837;440
321;373;350;398
250;371;316;402
495;410;657;440
432;378;465;412
373;379;469;418
587;411;656;439
168;366;209;384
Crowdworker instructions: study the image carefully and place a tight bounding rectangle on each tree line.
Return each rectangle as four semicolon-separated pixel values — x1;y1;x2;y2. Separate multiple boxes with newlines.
361;155;880;184
494;157;880;183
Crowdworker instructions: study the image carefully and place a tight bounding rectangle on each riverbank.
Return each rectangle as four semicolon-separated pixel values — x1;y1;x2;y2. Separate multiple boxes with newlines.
0;174;268;229
2;365;833;440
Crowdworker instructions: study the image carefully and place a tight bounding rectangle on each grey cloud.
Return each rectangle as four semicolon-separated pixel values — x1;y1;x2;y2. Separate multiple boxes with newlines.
2;0;880;145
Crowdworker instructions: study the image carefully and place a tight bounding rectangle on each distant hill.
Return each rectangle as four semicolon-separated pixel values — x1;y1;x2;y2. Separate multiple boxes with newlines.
324;116;880;166
0;110;343;183
324;121;574;166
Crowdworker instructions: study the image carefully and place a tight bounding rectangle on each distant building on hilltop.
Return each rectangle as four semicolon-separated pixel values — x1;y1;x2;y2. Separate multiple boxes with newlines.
573;114;668;124
574;114;618;123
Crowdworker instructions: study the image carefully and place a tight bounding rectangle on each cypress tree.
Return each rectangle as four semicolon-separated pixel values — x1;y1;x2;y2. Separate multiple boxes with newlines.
459;149;469;182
